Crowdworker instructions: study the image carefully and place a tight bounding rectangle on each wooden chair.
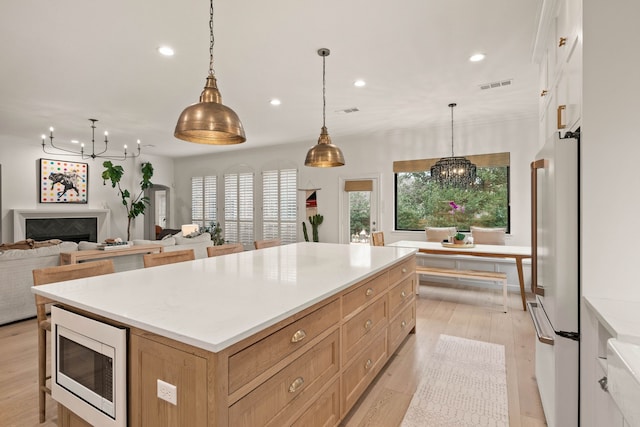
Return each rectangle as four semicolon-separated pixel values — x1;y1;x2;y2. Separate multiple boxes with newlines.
254;239;281;250
32;259;115;423
470;226;506;245
370;231;385;247
143;249;195;268
207;243;244;257
425;226;457;242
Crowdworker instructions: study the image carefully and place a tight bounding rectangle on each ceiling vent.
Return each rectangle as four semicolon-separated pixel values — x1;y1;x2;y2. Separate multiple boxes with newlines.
335;107;360;114
479;79;513;90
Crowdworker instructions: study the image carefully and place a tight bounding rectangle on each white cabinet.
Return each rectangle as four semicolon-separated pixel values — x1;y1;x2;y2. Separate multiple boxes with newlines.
535;0;582;145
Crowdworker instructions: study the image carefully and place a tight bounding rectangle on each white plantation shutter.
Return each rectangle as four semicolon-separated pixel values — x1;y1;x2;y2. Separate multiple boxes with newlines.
191;176;217;229
262;168;297;244
224;172;254;245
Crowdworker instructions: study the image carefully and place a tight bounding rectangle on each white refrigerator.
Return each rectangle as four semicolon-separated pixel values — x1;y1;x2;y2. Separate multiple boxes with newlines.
529;130;580;427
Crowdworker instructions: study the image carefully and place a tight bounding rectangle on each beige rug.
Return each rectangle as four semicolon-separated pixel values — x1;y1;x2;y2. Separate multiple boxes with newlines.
401;334;508;427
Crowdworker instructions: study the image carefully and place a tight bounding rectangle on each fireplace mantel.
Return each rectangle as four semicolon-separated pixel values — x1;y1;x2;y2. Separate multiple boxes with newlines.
13;209;110;242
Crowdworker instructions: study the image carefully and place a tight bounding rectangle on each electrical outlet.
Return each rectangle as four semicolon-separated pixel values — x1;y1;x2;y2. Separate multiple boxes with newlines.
157;379;177;405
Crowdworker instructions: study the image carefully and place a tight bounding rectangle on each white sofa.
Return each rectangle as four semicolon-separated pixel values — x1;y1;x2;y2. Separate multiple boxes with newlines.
0;233;213;325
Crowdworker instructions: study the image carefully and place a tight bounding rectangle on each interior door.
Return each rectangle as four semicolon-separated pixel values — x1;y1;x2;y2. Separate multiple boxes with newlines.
340;176;379;244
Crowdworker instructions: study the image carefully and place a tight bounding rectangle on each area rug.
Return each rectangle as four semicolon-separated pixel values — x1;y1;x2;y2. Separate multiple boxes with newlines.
401;334;508;427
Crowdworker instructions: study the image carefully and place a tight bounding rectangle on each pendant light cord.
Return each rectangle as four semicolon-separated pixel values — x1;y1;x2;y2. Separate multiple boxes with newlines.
449;103;456;157
209;0;215;76
322;53;326;128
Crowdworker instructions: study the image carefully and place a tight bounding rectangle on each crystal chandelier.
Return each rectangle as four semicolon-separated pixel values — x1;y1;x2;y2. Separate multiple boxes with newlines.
174;0;245;145
430;103;476;187
304;48;345;167
41;118;141;160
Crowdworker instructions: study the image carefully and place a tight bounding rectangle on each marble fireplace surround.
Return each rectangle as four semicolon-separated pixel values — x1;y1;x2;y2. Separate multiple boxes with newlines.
13;209;110;243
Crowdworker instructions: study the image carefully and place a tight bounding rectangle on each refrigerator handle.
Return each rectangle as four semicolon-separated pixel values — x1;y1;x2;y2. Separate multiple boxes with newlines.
531;158;548;296
527;302;555;345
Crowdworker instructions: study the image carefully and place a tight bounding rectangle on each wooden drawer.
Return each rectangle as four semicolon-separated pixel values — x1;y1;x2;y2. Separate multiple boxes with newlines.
228;299;340;394
341;330;388;415
389;256;415;285
342;296;388;362
342;271;388;319
388;302;416;355
388;275;414;318
291;379;340;427
228;330;340;427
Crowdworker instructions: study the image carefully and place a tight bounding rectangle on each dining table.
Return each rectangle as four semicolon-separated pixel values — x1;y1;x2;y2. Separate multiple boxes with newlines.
387;240;532;310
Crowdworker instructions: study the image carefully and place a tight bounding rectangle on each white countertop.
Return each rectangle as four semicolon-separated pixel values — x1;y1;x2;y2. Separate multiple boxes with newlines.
584;296;640;345
32;242;416;352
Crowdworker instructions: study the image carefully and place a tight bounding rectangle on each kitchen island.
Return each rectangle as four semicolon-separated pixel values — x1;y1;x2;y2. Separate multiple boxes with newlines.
33;242;417;427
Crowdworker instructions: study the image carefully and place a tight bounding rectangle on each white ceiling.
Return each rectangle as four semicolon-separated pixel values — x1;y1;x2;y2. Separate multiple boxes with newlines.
0;0;542;159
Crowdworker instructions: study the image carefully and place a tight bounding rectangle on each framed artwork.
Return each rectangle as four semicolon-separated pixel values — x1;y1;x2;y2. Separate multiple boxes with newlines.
39;159;88;203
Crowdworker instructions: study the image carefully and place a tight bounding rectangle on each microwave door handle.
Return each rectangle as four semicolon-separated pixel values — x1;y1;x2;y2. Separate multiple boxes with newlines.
527;302;555;345
531;159;548;296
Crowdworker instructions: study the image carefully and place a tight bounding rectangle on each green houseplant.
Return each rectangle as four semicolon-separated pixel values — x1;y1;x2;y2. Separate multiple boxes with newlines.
102;161;154;241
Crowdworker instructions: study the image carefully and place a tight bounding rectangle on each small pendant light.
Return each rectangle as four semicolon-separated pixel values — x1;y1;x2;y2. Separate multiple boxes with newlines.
304;48;345;167
174;0;246;145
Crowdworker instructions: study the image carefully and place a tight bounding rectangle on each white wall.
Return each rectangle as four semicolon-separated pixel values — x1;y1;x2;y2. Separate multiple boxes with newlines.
0;135;174;242
173;116;539;246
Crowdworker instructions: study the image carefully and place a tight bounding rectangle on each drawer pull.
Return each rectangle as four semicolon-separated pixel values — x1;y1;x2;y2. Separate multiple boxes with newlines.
365;359;372;370
401;320;407;328
402;267;407;273
290;329;307;343
365;287;374;296
401;291;406;298
364;319;373;331
288;376;305;393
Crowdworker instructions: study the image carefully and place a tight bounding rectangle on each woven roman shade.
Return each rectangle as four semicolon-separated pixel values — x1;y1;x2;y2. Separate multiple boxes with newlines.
344;180;373;192
393;152;510;173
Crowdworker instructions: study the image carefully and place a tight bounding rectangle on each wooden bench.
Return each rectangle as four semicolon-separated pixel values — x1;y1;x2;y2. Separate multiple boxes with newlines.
416;266;508;312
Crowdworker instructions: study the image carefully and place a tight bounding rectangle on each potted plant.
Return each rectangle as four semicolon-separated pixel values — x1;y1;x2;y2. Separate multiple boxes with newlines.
102;161;154;241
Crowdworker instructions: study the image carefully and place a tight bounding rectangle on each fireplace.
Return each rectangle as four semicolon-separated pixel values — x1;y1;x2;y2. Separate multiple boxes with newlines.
13;209;110;243
26;217;97;243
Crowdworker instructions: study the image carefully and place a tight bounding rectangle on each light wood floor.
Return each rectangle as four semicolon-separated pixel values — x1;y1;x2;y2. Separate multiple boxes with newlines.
0;282;547;427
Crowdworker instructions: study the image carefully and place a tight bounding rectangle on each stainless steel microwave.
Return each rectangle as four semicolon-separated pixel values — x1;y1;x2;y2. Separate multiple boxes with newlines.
51;305;127;427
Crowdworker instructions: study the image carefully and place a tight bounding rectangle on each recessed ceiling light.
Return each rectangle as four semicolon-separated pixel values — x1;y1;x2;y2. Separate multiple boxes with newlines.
270;99;281;106
354;80;366;87
158;46;175;56
469;53;486;62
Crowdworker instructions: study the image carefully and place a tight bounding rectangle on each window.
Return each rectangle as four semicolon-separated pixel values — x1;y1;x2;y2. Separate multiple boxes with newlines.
191;176;216;229
224;171;254;245
394;152;510;232
262;168;298;244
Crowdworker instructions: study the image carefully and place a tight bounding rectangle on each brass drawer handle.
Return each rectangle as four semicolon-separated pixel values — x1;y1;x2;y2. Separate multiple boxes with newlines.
364;319;373;331
401;291;406;298
401;320;407;328
559;37;567;47
557;104;566;129
291;329;307;343
401;267;407;273
288;376;305;393
365;287;374;296
365;359;372;370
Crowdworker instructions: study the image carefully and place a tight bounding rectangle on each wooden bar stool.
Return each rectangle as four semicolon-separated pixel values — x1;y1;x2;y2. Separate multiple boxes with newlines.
254;239;281;250
143;249;195;268
207;243;244;257
32;259;115;423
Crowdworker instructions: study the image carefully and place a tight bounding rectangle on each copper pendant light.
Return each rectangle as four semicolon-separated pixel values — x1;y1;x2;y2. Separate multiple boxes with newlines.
304;48;345;167
174;0;246;145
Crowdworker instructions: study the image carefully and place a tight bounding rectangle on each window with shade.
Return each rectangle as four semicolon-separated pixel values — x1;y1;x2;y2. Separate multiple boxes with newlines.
224;171;254;245
394;152;510;232
191;176;217;229
262;168;298;244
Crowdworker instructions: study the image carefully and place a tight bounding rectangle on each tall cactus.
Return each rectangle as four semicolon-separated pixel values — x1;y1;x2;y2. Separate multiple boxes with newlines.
309;214;323;242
